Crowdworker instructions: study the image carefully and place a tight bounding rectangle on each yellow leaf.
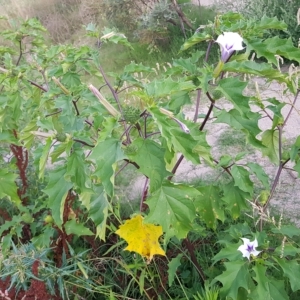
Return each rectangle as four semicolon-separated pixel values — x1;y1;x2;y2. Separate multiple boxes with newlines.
116;215;165;262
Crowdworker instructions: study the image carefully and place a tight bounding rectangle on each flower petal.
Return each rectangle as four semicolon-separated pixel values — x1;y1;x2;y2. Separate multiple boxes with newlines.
252;250;261;257
241;238;250;244
237;244;247;252
253;238;258;248
216;32;244;62
216;34;226;45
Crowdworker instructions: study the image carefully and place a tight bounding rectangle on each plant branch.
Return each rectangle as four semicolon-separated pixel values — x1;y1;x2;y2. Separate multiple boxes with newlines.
135;122;144;138
168;40;214;180
16;40;23;66
124;159;140;170
120;124;133;142
168;154;184;180
261;108;274;122
85;119;94;127
140;177;149;212
205;40;213;62
72;99;80;116
73;139;94;148
40;69;49;91
283;89;300;127
45;109;62;117
98;64;130;142
262;158;290;213
115;161;130;177
0;66;48;92
213;158;232;177
278;125;282;162
199;98;215;131
146;131;161;138
98;64;123;114
171;0;194;30
193;89;201;122
183;238;206;282
117;85;134;94
27;80;48;92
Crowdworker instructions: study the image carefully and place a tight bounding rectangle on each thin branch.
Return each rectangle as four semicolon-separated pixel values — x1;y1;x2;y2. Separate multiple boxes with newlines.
85;120;94;127
140;177;149;212
205;40;213;63
98;83;108;91
171;0;194;29
135;122;144;139
98;64;123;114
0;66;48;92
40;69;49;91
117;85;135;94
16;40;23;66
213;158;232;177
193;89;201;122
167;39;214;180
199;99;215;131
27;80;48;92
283;89;300;127
206;91;215;103
72;100;80;116
168;154;184;180
73;139;94;148
261;108;274;122
183;238;206;282
278;125;282;162
146;131;161;138
144;114;149;138
262;158;290;213
45;109;62;117
115;161;130;177
124;159;140;170
98;64;130;142
120;124;133;141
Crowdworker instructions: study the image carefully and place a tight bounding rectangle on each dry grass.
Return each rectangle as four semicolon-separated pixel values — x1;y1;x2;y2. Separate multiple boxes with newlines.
0;0;106;43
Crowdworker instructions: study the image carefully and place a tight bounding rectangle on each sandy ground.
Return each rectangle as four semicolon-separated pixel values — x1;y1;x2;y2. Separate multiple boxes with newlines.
192;0;215;6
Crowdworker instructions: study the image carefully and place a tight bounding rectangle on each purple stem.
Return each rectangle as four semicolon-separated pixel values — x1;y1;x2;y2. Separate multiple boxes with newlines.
140;177;149;212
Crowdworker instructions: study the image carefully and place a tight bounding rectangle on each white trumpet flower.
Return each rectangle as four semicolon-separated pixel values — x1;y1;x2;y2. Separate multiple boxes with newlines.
237;238;261;260
216;32;244;62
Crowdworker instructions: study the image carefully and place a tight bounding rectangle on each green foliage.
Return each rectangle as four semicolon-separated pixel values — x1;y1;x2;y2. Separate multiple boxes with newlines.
214;261;251;299
241;0;300;47
1;10;300;300
193;282;220;300
146;182;200;240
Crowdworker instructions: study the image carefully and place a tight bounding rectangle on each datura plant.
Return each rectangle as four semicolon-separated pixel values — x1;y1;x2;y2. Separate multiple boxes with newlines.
1;12;300;299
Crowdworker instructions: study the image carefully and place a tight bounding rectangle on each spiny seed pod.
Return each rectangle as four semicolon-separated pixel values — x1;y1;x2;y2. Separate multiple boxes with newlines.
259;190;270;205
123;106;141;124
211;89;223;100
56;132;67;142
123;144;138;156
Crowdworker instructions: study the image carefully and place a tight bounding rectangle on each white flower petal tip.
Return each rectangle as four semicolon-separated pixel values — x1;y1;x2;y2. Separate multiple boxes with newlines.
173;118;190;134
216;32;244;62
238;237;261;260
